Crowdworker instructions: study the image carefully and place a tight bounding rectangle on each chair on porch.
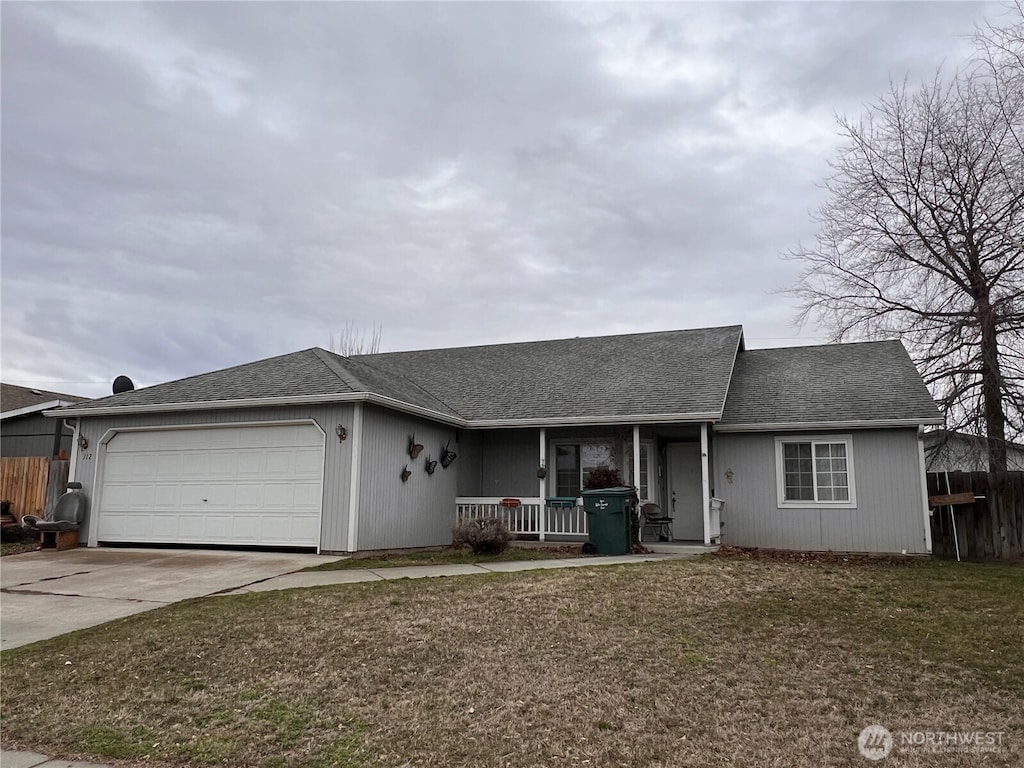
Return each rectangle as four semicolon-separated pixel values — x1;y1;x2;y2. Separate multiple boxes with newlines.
640;503;673;542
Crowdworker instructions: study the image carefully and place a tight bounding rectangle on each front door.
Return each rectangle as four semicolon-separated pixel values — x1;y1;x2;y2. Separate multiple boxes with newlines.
667;443;703;541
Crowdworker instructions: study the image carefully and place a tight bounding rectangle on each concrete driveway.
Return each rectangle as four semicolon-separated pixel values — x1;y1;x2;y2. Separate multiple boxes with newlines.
1;548;338;650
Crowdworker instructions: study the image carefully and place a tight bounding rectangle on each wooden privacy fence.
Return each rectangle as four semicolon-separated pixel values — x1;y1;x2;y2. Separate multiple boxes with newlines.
0;457;70;523
928;471;1023;561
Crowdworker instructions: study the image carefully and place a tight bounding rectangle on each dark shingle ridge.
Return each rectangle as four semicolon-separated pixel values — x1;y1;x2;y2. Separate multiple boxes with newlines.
359;324;744;358
318;349;463;418
311;348;366;392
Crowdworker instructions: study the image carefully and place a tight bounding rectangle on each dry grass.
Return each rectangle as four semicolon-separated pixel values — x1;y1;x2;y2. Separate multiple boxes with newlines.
1;556;1021;767
0;527;39;557
304;544;583;571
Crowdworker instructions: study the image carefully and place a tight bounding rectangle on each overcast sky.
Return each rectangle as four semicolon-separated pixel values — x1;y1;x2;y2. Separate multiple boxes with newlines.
1;1;1001;399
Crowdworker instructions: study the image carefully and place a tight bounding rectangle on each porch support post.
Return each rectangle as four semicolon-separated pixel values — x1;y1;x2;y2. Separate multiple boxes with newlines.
700;422;711;546
538;427;546;542
632;425;641;495
346;402;364;553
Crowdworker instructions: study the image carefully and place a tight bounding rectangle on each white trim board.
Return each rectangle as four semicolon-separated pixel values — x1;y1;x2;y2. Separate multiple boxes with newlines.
2;400;78;420
716;418;941;433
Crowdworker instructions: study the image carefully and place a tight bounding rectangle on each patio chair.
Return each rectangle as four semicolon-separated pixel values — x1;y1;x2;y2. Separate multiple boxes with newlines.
640;502;673;542
22;483;88;550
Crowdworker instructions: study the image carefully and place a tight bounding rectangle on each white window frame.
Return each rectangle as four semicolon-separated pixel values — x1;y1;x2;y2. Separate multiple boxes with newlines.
549;438;619;497
623;439;657;505
774;435;856;509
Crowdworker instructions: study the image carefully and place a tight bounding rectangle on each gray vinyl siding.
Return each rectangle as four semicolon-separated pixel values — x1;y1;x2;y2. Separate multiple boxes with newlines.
713;428;928;554
72;405;355;551
478;429;541;497
2;413;72;458
456;430;483;497
355;405;460;551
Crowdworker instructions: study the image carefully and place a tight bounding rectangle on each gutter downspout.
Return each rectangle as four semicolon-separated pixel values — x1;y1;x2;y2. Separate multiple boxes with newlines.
65;419;80;492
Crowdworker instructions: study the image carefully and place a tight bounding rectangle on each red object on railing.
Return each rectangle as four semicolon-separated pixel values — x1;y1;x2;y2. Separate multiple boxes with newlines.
499;498;521;508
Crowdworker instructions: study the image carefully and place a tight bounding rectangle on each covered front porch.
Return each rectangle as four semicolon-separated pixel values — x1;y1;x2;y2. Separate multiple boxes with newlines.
454;422;724;545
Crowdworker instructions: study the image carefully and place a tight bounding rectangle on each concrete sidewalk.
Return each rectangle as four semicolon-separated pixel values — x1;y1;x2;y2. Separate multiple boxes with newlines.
1;751;112;768
226;551;691;593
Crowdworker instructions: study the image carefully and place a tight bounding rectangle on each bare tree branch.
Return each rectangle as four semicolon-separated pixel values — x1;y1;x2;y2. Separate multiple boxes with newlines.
787;4;1024;469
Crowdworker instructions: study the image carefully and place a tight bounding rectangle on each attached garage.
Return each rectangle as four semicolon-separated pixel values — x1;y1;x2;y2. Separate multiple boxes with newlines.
95;422;325;549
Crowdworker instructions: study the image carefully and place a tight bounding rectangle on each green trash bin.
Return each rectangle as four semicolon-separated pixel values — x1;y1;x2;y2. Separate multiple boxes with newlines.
582;487;635;555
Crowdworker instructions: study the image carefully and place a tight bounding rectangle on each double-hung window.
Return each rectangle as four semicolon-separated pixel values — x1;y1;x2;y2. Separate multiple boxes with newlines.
775;436;856;507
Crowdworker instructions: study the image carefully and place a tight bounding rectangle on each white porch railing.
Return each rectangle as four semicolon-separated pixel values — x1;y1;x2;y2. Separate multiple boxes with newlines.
455;497;589;540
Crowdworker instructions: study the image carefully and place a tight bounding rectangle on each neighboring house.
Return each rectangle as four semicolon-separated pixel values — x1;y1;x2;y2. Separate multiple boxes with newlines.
1;383;90;458
49;326;942;555
922;430;1024;472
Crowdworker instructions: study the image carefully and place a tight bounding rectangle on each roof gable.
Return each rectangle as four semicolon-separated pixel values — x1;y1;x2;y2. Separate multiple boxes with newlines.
1;383;89;419
719;340;941;428
355;326;744;423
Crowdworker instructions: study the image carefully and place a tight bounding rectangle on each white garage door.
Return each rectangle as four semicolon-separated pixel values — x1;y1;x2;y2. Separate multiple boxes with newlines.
97;423;324;548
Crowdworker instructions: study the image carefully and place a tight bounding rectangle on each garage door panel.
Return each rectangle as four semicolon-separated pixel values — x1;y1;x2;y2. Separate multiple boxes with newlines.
207;451;239;477
293;448;324;475
104;455;136;480
153;485;181;507
98;424;324;548
156;454;183;477
129;485;156;508
154;514;188;539
292;482;322;508
101;484;134;510
181;452;209;478
262;482;296;508
235;485;262;507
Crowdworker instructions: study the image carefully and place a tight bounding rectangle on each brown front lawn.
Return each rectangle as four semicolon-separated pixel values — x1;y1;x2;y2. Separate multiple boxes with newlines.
303;543;583;571
1;555;1021;767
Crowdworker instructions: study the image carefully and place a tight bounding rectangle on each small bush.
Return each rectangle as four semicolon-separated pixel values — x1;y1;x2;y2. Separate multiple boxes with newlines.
583;467;625;489
1;522;32;544
452;517;513;555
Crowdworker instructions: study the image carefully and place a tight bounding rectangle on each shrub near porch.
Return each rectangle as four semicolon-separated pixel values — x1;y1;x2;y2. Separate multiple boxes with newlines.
1;556;1021;767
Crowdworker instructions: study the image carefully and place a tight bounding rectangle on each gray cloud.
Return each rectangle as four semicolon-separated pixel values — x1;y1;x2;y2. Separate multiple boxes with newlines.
1;1;995;397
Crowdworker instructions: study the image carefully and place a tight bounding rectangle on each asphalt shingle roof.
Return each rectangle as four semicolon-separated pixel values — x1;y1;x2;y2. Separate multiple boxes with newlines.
1;383;89;414
57;328;939;428
719;340;941;426
67;349;361;411
355;326;744;421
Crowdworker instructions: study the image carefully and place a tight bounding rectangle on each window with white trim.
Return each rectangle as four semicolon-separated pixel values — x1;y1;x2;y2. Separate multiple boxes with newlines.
775;436;856;507
553;441;617;497
623;441;656;502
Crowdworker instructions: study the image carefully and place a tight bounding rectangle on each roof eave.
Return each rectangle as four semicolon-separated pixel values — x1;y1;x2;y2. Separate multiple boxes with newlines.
464;412;721;429
3;400;78;420
46;393;467;428
46;397;722;430
714;417;944;433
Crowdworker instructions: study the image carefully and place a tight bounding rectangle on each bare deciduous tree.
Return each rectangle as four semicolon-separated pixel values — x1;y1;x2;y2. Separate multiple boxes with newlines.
789;4;1023;470
329;322;382;356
